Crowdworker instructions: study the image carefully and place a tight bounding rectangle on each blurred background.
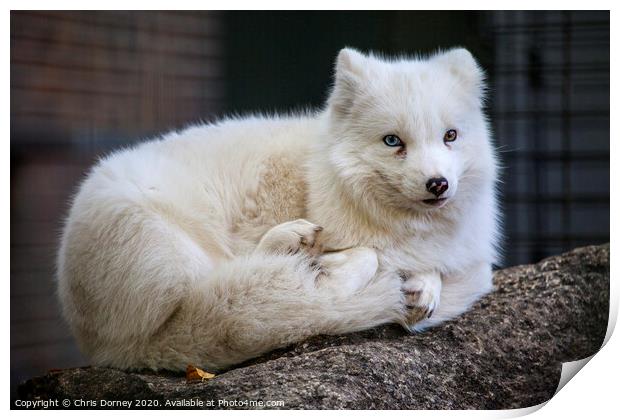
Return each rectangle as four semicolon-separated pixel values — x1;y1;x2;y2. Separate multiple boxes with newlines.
10;11;609;392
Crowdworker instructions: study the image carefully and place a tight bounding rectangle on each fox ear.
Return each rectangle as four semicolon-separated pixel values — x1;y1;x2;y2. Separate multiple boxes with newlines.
433;48;485;99
329;48;368;118
336;47;367;77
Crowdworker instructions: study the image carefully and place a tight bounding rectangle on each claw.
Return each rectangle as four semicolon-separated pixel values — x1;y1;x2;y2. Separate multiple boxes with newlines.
398;270;411;282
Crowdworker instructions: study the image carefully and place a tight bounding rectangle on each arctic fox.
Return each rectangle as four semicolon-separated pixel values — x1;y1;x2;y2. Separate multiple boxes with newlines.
57;47;500;371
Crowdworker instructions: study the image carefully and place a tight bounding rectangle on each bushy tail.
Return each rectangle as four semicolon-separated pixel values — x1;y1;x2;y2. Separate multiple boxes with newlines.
134;252;404;371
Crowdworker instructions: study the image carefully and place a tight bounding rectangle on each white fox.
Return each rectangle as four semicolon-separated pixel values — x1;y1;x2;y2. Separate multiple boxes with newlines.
57;47;500;371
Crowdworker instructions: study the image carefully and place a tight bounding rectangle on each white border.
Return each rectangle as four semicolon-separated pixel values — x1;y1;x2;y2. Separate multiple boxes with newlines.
5;2;616;419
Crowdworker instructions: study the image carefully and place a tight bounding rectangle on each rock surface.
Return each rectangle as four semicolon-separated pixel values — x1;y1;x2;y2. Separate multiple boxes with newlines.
17;244;610;409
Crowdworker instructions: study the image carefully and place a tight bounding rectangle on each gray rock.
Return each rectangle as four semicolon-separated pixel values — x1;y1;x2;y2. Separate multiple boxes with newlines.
16;244;610;409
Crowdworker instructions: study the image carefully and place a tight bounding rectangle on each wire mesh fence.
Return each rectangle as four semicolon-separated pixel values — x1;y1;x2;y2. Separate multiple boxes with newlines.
487;10;609;266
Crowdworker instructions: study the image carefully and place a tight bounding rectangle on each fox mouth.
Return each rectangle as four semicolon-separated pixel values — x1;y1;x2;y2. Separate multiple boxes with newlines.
422;197;448;207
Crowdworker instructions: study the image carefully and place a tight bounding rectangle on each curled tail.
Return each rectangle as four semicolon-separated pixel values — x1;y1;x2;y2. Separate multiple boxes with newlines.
58;203;405;371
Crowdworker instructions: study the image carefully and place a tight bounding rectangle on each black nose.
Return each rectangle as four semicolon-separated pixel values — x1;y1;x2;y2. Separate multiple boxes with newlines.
426;177;449;197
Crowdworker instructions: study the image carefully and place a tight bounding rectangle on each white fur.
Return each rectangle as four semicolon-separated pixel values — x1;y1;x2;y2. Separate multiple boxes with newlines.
57;47;500;371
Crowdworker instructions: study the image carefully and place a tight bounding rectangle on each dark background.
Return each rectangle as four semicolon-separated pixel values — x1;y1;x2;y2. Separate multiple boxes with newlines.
10;11;609;392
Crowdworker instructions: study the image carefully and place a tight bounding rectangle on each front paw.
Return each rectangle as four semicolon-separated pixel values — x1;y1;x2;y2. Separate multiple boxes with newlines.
316;247;378;294
400;271;442;328
256;219;324;256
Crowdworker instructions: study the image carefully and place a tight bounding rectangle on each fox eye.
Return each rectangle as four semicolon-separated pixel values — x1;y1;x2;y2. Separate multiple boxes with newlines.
383;134;403;147
444;129;458;143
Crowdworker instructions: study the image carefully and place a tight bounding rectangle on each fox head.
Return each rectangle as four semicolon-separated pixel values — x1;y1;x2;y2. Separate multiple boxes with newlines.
323;47;497;216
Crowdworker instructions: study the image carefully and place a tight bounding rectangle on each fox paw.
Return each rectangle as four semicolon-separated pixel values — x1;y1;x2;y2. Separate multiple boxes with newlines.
256;219;324;256
400;271;442;327
315;247;378;294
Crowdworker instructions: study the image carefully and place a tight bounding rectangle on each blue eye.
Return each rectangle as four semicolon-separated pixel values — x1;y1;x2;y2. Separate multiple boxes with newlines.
383;134;403;147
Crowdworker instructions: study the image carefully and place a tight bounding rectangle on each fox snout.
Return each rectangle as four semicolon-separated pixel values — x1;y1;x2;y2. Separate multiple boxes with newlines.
425;177;449;197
